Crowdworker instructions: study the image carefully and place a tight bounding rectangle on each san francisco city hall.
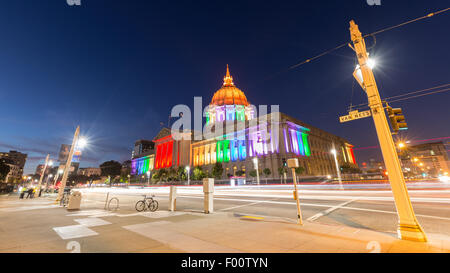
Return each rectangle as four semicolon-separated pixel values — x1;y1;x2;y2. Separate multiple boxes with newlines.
131;66;358;180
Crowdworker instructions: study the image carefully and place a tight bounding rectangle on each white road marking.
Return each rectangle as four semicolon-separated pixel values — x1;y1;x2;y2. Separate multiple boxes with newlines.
307;199;358;222
53;225;98;240
74;218;111;227
219;198;279;212
176;195;450;222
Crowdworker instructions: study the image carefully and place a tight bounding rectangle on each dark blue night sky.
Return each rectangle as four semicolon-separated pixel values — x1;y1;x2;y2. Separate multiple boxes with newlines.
0;0;449;174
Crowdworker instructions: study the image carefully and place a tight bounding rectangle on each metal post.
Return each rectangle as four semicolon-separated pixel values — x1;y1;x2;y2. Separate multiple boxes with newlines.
169;186;177;211
37;154;49;196
288;158;303;225
203;178;214;214
253;157;260;186
104;192;109;210
349;20;426;242
57;126;80;201
331;143;344;190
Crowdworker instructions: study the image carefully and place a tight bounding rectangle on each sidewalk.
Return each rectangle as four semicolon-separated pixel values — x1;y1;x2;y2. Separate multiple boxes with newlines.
0;194;449;253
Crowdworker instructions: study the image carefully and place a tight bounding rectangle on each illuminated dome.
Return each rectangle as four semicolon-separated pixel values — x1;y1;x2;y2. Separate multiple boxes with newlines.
210;65;250;106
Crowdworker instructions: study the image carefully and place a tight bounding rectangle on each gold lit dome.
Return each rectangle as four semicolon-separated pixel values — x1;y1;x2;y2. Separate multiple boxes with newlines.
210;65;250;106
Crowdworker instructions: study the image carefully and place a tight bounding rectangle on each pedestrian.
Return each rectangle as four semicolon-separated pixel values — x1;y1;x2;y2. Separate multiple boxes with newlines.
19;187;26;199
38;187;43;197
26;188;33;199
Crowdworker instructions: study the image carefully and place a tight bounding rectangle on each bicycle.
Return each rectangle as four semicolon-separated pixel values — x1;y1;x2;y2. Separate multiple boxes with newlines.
135;195;158;212
107;197;120;211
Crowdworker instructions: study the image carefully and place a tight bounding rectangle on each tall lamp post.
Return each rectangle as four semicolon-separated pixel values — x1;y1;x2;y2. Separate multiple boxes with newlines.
349;20;426;241
146;171;151;186
53;169;64;189
36;155;50;195
57;126;80;201
253;157;260;186
46;174;53;190
331;144;343;190
185;166;190;186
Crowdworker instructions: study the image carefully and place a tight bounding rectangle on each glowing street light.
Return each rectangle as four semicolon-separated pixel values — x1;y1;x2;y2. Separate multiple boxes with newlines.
77;137;88;149
253;157;260;186
331;145;343;190
146;170;151;186
398;142;406;149
185;166;190;186
367;58;376;69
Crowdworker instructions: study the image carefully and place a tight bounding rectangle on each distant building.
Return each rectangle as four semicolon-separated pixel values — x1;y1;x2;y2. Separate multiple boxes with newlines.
77;167;101;177
132;140;155;159
402;141;449;176
0;150;27;182
58;162;80;175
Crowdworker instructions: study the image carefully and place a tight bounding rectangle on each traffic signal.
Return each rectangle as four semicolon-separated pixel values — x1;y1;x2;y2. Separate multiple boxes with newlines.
282;158;287;167
386;104;408;134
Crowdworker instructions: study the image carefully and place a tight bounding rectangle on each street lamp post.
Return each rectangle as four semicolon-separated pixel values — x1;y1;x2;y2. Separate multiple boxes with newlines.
331;144;343;190
186;166;190;186
57;126;80;201
46;174;53;191
146;171;151;186
36;154;50;196
53;169;63;189
253;157;260;186
350;20;426;241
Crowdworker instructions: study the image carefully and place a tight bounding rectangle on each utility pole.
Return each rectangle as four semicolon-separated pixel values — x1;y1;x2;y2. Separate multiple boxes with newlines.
349;20;426;241
57;126;80;201
37;154;50;196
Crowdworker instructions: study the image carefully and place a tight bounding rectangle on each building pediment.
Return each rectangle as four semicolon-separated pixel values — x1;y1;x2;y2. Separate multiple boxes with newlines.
153;127;172;141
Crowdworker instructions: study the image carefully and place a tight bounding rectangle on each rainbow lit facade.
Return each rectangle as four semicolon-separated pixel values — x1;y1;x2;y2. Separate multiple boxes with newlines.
131;155;154;175
131;65;358;179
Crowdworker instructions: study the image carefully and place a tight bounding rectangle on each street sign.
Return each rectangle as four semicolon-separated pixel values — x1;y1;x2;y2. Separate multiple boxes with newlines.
339;110;371;123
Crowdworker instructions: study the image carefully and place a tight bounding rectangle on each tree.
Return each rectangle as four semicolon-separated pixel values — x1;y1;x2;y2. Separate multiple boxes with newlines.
100;160;122;177
168;167;177;181
340;162;362;174
192;166;206;180
211;163;224;179
249;170;257;178
235;170;245;177
176;166;187;181
263;168;271;183
295;166;305;175
0;161;10;182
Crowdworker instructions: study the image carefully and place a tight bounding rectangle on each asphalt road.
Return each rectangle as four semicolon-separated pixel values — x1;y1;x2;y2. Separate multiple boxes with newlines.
78;181;450;237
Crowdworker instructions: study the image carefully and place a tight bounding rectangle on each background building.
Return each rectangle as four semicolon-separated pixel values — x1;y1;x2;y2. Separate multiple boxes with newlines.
0;150;27;182
77;167;101;177
131;66;358;180
401;141;449;177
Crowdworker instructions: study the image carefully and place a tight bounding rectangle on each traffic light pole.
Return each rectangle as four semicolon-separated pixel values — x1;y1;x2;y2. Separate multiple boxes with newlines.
349;21;426;241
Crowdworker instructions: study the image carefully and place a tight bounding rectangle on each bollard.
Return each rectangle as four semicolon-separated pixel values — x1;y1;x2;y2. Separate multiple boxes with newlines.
169;186;177;211
104;192;109;210
203;178;214;214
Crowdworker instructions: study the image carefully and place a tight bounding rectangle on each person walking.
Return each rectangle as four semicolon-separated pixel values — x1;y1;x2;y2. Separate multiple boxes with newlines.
26;187;33;199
